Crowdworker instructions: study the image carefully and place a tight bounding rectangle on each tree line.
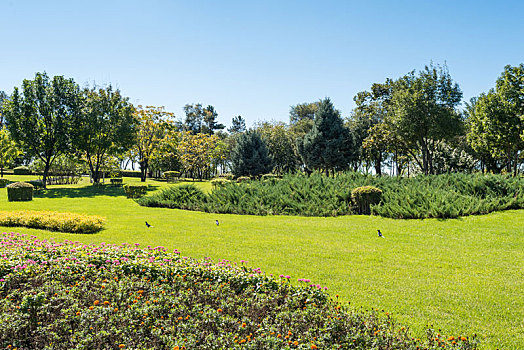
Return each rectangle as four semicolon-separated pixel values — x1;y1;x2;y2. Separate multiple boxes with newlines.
0;63;522;187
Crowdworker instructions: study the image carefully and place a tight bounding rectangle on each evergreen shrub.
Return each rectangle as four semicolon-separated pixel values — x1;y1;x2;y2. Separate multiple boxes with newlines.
7;182;34;201
136;184;206;210
351;186;383;215
13;166;31;175
0;211;104;233
123;184;148;198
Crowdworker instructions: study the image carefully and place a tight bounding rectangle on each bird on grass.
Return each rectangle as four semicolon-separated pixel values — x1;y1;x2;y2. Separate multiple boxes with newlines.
215;220;219;226
377;229;384;238
145;221;153;228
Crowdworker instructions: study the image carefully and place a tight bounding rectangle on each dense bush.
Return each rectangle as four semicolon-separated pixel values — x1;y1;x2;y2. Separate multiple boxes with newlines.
0;179;10;188
25;179;44;189
137;184;207;210
13;166;31;175
7;182;33;201
123;184;148;198
0;211;105;233
0;233;477;349
210;178;231;188
138;172;524;218
237;176;251;183
352;186;383;215
163;171;180;182
119;170;142;178
110;178;123;186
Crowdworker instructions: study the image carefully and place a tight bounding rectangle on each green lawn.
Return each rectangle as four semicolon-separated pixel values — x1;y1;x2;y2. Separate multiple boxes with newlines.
0;176;522;349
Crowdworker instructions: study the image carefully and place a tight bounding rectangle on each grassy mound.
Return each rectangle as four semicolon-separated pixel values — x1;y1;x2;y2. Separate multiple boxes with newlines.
0;233;477;349
0;210;105;233
138;173;523;219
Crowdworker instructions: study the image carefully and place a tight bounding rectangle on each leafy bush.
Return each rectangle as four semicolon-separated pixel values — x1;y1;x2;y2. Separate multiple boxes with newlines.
119;170;142;178
0;211;105;233
0;179;10;188
351;186;383;215
210;178;231;188
110;178;123;186
13;166;31;175
137;184;206;210
123;184;148;198
138;172;524;218
6;182;33;201
0;233;478;349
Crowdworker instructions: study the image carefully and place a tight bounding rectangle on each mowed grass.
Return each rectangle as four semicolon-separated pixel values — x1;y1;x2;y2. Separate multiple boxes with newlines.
0;176;522;349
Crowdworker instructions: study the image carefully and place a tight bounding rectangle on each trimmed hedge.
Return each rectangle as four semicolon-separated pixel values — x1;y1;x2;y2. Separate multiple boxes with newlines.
13;166;31;175
0;178;10;188
163;171;180;182
119;170;142;178
0;211;105;233
351;186;383;215
26;180;44;189
123;184;148;198
7;182;34;202
110;178;123;186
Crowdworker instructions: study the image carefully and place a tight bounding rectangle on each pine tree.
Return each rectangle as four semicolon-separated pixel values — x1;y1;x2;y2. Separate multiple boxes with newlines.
298;98;350;175
230;131;273;177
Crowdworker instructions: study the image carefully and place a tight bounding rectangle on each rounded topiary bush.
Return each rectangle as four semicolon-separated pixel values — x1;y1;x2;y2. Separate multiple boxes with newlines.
13;166;32;175
7;182;34;202
351;186;382;215
123;184;148;198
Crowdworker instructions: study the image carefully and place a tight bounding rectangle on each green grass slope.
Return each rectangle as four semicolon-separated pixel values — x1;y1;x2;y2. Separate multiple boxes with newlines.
0;176;522;349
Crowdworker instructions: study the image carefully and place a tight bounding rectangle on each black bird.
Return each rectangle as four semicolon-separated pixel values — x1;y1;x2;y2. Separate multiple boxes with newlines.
145;221;153;228
377;229;384;238
215;220;219;226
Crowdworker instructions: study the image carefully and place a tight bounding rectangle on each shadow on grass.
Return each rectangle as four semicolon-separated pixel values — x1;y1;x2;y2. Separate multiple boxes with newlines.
34;184;161;199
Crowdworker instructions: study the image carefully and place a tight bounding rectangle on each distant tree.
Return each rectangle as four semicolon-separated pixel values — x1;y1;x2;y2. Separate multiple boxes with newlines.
228;115;246;134
3;72;81;188
289;102;320;124
134;105;175;182
76;85;137;184
389;64;463;175
183;103;224;134
255;121;299;174
202;105;225;134
466;65;524;175
177;132;219;179
0;127;21;177
230;131;273;177
298;98;349;176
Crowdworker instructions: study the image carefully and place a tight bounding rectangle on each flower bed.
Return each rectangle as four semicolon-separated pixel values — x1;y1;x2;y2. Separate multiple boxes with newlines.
0;233;477;349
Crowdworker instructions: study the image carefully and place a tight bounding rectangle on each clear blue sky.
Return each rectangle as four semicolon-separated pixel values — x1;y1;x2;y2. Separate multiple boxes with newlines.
1;0;523;128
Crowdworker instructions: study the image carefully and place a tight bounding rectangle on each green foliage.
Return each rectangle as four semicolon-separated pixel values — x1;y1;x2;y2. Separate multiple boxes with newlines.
3;72;81;187
0;179;10;188
119;170;142;178
230;131;273;177
6;181;33;201
228;115;246;134
0;233;477;349
0;211;104;233
13;166;31;175
0;127;22;177
236;176;251;182
351;186;383;214
163;171;181;182
109;178;123;186
137;184;206;210
138;172;523;218
298;98;351;175
210;178;231;188
123;184;148;198
25;180;44;189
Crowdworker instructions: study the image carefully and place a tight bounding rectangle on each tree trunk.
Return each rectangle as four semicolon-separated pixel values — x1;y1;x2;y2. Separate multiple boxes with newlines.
140;160;148;182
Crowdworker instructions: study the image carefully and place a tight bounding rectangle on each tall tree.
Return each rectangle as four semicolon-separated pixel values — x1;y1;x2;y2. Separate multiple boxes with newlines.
230;131;273;177
135;105;175;182
0;91;8;126
228;115;246;134
177;132;219;179
256;121;299;174
467;64;524;175
289;102;320;124
202;105;225;134
389;64;463;175
3;72;81;188
298;98;350;176
76;85;137;184
0;127;22;177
